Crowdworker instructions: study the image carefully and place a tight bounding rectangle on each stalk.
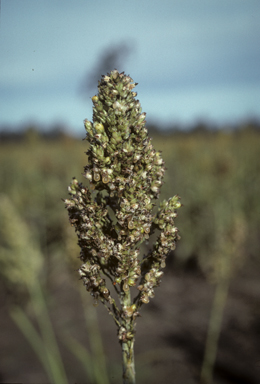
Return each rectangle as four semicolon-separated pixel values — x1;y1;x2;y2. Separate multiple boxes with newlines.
80;287;110;384
200;274;229;384
200;211;246;384
122;338;135;384
121;289;135;384
29;280;69;384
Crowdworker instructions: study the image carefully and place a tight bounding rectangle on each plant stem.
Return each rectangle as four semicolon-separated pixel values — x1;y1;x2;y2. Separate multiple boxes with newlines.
80;287;110;384
122;338;135;384
9;306;53;383
200;274;229;384
11;280;69;384
29;280;69;384
121;288;136;384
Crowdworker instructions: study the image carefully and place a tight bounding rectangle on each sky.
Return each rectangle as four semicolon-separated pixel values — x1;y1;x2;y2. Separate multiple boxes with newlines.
0;0;260;135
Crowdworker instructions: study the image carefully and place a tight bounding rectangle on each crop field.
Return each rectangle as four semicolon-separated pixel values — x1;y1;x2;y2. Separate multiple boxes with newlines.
0;127;260;383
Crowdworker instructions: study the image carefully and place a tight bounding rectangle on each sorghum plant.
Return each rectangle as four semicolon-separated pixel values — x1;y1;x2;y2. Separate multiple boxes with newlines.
64;70;181;383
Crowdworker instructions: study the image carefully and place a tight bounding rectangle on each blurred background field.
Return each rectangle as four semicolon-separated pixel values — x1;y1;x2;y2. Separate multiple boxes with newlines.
0;122;260;383
1;2;260;383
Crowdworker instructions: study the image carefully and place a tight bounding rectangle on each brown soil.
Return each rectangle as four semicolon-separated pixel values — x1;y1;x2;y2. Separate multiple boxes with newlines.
0;261;259;384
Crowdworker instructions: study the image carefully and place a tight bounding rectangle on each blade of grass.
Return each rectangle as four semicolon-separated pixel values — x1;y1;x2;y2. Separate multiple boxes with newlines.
200;274;229;384
80;287;110;384
9;305;54;383
29;280;69;384
63;334;95;382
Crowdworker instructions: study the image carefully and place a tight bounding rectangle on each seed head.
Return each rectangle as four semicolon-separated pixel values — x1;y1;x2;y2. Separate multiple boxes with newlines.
64;69;181;332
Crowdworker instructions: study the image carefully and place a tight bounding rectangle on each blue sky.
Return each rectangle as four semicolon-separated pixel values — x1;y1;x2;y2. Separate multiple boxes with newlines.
1;0;260;134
